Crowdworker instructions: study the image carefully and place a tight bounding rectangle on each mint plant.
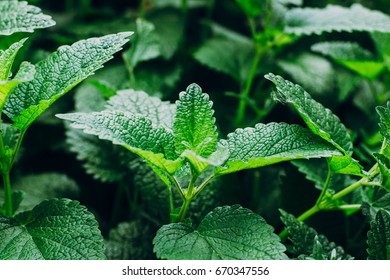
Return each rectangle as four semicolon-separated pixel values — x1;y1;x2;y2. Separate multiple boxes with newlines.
0;0;131;259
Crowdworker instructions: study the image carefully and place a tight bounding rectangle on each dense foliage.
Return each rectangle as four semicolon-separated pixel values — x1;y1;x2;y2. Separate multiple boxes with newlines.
1;0;390;260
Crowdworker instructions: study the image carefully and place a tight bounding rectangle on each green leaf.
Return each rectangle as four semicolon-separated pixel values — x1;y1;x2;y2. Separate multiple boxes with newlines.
367;210;390;260
0;1;55;36
277;53;335;96
361;187;390;220
265;73;363;176
280;209;352;259
292;159;355;192
311;41;384;79
4;32;132;131
0;198;105;260
0;61;35;111
374;154;390;192
215;123;340;176
235;0;266;17
285;4;390;36
371;32;390;70
66;84;134;182
105;220;154;260
10;173;79;212
148;0;208;9
194;36;254;82
107;89;176;130
0;38;28;80
174;83;218;158
150;10;184;60
376;102;390;141
153;205;287;260
57;111;181;174
0;122;19;151
123;19;160;70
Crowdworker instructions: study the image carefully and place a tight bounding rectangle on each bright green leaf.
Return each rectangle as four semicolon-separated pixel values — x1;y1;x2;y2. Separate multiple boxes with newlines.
0;198;105;260
311;41;384;79
0;38;28;80
57;111;181;174
215;123;340;176
0;1;55;36
367;210;390;260
123;19;160;70
153;205;287;260
4;32;132;131
285;4;390;36
107;89;176;130
265;73;364;176
174;83;218;158
0;61;35;111
371;32;390;70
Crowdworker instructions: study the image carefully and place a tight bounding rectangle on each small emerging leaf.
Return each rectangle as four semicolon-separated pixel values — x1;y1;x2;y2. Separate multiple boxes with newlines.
153;205;287;260
174;83;218;158
0;38;28;80
0;1;55;35
376;102;390;141
367;210;390;260
235;0;266;17
216;123;340;175
0;198;105;260
4;32;133;131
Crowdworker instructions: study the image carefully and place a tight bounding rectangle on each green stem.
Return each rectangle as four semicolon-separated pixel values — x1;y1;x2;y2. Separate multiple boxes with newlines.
10;129;25;167
315;162;332;206
335;204;362;211
193;173;214;198
279;164;380;240
139;0;146;18
175;170;197;222
2;171;13;217
235;48;262;125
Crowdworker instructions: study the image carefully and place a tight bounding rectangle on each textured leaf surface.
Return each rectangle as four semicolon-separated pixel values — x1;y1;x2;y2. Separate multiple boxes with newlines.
0;38;28;80
194;37;254;82
0;1;55;35
374;154;390;192
123;19;160;70
285;4;390;35
0;198;105;260
4;32;132;130
0;61;35;110
367;210;390;260
105;220;154;260
174;83;218;158
107;89;176;130
9;173;79;212
377;102;390;141
215;123;340;175
153;205;287;260
280;210;352;259
266;73;363;176
311;41;384;79
57;111;180;174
